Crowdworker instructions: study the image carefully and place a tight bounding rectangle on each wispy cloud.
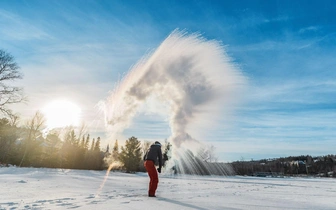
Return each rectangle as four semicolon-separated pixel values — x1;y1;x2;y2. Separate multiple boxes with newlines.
299;26;319;34
0;9;51;40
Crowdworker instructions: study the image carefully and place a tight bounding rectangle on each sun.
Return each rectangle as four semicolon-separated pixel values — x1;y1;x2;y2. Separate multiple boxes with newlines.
42;100;82;129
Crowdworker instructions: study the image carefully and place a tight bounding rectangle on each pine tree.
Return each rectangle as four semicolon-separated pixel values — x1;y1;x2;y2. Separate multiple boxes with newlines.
84;134;90;150
80;136;85;148
94;137;101;151
112;140;119;161
105;144;110;153
91;138;95;151
0;118;19;163
119;136;142;173
43;132;61;168
69;130;78;145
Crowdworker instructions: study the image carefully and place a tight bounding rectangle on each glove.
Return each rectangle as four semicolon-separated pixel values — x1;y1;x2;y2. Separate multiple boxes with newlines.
157;167;161;173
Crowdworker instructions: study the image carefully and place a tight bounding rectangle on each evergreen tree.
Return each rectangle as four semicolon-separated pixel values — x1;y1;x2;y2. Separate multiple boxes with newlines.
94;137;101;151
119;136;142;173
0;118;19;163
84;134;90;150
80;136;85;148
43;131;61;168
84;137;103;170
77;135;88;169
105;144;110;153
90;138;95;151
68;130;78;146
112;140;119;161
59;128;88;169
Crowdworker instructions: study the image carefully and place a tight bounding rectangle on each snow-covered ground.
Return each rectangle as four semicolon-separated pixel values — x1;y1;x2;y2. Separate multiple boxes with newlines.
1;167;336;210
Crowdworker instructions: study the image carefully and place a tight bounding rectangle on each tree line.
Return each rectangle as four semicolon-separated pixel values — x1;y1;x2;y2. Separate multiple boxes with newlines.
0;113;173;172
0;114;103;170
0;111;224;175
1;113;336;177
231;155;336;177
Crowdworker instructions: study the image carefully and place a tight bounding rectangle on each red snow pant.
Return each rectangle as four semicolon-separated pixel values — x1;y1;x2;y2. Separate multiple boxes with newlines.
144;160;159;196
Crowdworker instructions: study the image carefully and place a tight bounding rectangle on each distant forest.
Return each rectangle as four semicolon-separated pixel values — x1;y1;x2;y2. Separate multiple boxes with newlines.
231;155;336;178
0;115;170;172
0;115;106;170
1;115;335;178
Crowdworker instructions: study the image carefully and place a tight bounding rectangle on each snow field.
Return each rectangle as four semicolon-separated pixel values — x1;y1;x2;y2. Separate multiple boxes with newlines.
1;167;336;210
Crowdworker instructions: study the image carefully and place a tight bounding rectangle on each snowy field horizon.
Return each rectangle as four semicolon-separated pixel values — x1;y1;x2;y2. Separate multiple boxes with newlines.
1;167;336;210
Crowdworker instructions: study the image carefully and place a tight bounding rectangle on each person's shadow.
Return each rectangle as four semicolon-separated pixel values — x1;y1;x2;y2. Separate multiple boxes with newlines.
157;197;240;210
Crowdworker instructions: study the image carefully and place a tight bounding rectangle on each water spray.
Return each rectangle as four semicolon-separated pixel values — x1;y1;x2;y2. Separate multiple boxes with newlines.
101;29;245;177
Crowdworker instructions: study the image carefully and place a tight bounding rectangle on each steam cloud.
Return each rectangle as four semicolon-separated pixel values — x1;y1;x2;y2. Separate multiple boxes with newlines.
102;30;245;150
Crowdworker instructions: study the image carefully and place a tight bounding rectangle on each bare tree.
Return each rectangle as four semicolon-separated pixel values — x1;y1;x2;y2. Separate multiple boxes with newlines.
77;123;88;143
142;140;151;156
19;111;46;167
0;49;24;117
198;144;218;162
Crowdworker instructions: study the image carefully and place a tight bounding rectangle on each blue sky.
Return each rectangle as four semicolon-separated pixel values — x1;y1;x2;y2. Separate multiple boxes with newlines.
1;0;335;161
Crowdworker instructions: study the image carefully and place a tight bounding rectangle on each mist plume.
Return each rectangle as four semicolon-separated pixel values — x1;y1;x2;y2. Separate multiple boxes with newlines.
102;30;245;163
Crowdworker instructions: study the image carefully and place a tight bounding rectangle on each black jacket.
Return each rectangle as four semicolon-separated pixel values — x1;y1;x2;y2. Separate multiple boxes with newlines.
144;143;163;168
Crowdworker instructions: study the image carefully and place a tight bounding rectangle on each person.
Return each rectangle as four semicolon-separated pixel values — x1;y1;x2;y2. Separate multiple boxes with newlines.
143;141;163;197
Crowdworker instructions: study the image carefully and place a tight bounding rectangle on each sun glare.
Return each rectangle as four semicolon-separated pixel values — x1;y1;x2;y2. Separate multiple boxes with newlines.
42;100;82;129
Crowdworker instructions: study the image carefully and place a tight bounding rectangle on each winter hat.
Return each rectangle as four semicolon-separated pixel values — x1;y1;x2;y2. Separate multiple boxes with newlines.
154;141;161;146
